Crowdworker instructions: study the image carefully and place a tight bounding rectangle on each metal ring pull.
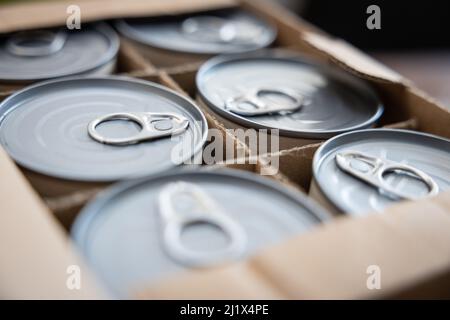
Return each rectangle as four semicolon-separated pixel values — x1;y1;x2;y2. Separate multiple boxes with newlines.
88;112;189;146
6;30;67;57
225;87;304;116
335;151;439;200
158;182;247;267
181;16;238;43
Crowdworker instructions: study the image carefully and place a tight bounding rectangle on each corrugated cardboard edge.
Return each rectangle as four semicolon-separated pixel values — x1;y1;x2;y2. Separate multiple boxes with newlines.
240;0;404;85
0;148;107;299
137;192;450;300
301;31;405;85
0;0;238;33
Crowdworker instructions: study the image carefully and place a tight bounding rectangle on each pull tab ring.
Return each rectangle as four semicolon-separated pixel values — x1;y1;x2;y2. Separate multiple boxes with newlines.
335;151;439;200
225;87;303;116
158;182;247;267
6;30;67;57
88;112;189;146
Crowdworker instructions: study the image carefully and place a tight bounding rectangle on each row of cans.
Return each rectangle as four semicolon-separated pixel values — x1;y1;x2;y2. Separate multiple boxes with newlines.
71;127;450;297
0;8;277;89
1;8;449;298
0;55;408;197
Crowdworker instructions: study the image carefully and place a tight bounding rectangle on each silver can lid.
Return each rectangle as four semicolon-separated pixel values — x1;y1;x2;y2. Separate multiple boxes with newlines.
0;76;208;182
115;9;276;55
71;169;329;298
0;23;119;83
313;129;450;215
197;51;384;138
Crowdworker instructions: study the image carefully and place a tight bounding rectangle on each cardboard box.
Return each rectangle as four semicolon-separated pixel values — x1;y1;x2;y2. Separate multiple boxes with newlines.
0;0;449;299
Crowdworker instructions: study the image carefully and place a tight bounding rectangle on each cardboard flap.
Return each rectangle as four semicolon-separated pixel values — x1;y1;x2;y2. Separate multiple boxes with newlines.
0;0;237;33
0;148;107;299
138;192;450;299
302;31;405;84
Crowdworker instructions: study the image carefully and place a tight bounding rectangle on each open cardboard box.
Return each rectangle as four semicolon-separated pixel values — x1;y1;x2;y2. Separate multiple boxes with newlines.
1;0;449;299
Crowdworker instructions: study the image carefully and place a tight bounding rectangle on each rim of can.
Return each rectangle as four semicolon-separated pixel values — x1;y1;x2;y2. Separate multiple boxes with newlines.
0;22;120;84
312;128;450;213
114;10;277;55
0;75;209;183
196;50;385;139
71;167;333;249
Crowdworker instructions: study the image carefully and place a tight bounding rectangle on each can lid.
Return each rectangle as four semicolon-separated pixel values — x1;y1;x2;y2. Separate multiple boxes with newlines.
313;129;450;215
0;23;119;83
197;51;384;138
115;9;276;55
0;76;208;182
71;168;329;297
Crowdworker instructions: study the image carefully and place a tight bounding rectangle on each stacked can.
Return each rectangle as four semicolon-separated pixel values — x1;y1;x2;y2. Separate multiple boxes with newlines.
115;9;277;67
311;129;450;215
72;169;330;298
0;23;119;91
196;50;384;152
0;76;208;197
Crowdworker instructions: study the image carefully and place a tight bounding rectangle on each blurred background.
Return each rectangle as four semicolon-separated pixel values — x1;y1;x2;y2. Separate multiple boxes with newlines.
275;0;450;107
1;0;449;106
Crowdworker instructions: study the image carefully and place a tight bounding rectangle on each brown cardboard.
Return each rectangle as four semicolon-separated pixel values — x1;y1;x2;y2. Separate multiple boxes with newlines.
124;39;214;69
0;0;449;300
196;96;323;153
0;0;237;33
301;31;405;84
0;148;106;299
116;37;157;73
138;192;450;299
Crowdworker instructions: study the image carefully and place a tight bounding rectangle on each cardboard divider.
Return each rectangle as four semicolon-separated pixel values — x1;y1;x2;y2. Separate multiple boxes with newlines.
116;37;157;73
164;63;202;97
0;90;14;103
404;87;450;139
44;188;102;230
259;143;320;192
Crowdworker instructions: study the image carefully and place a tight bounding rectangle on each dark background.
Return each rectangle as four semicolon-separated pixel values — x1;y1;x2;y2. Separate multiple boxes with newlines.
301;0;450;50
279;0;450;107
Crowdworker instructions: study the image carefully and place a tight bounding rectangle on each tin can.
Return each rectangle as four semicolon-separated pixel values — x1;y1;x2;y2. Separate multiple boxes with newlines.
0;23;119;91
0;76;208;197
196;50;384;153
310;129;450;216
115;9;276;67
71;168;330;298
